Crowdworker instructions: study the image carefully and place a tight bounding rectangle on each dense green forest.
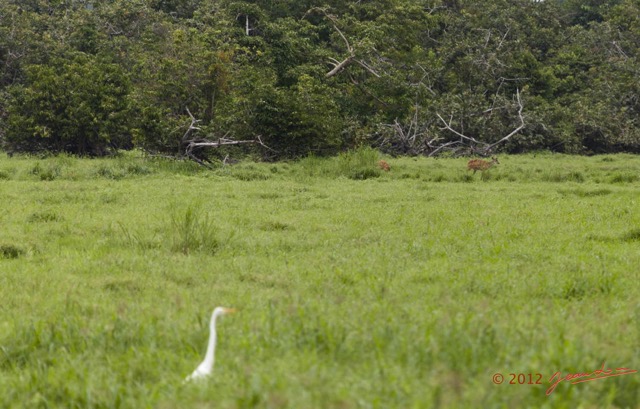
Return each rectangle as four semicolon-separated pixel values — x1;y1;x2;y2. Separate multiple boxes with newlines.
1;0;639;159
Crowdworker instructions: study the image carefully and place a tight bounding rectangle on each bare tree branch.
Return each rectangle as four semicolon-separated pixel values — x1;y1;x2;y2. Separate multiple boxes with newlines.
376;105;433;155
437;114;482;144
611;41;629;59
496;27;510;50
485;89;525;151
181;107;202;145
304;7;380;79
328;16;353;54
354;59;381;78
326;56;355;77
428;140;462;157
435;89;525;155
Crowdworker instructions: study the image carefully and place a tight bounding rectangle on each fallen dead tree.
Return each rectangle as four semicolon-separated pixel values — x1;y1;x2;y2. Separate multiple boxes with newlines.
375;105;432;156
377;90;525;157
176;108;272;167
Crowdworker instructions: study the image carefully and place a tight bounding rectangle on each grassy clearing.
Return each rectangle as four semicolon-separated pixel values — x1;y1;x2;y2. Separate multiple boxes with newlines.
0;151;639;408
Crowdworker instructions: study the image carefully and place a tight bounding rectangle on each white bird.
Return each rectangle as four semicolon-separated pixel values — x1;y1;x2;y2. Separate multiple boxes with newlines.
185;306;236;382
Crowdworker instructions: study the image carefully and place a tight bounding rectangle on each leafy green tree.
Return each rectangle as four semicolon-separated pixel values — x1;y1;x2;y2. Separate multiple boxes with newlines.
5;54;130;155
247;74;344;157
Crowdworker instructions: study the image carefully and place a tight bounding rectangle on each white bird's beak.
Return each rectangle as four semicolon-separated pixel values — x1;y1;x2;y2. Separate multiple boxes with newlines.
223;308;237;314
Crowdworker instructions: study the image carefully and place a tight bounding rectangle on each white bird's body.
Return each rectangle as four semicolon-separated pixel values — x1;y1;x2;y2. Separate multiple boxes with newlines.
185;306;235;382
185;361;213;382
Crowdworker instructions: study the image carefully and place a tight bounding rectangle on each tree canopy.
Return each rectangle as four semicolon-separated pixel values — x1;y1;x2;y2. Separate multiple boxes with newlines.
1;0;638;158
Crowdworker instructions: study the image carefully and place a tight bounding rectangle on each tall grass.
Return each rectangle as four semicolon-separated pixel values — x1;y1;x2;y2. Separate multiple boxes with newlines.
0;243;24;259
298;147;381;179
117;204;222;254
169;204;220;255
334;147;381;179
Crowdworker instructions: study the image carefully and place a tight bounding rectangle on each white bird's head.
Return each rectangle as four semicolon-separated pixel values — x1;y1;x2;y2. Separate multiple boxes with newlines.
212;307;236;320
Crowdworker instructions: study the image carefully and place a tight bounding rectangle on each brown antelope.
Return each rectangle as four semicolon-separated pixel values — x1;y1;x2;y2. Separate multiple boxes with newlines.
467;157;499;174
378;160;391;172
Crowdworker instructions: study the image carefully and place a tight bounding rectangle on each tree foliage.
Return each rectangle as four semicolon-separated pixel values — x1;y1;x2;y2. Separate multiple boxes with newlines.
0;0;639;158
5;54;130;155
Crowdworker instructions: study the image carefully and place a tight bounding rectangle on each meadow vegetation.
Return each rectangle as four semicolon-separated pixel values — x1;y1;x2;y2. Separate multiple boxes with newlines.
0;150;639;408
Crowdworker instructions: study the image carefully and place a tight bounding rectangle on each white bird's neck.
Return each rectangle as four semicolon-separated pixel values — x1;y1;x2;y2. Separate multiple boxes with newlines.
200;313;218;371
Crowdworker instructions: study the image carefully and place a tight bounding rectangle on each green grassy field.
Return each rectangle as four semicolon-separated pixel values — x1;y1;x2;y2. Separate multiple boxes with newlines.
0;151;639;408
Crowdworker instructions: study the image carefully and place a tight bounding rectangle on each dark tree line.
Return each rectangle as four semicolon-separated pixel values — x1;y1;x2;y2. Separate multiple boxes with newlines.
0;0;638;159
